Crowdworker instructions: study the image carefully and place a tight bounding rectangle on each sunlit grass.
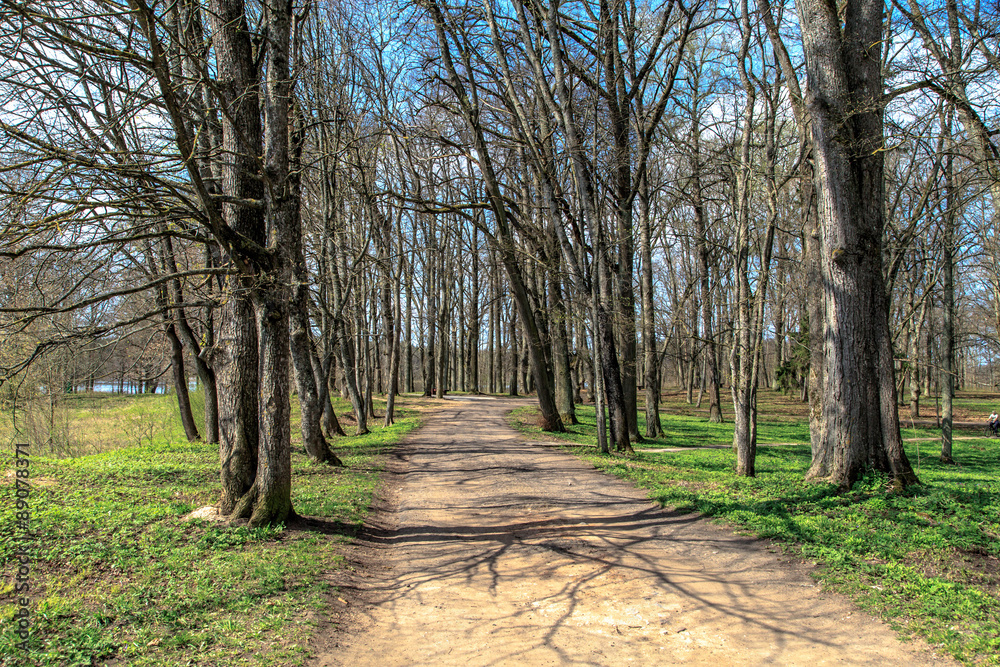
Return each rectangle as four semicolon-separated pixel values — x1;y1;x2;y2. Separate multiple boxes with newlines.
0;393;420;666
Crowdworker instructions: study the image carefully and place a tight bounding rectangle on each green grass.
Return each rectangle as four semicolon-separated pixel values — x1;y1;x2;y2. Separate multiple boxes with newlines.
1;393;420;667
510;397;1000;666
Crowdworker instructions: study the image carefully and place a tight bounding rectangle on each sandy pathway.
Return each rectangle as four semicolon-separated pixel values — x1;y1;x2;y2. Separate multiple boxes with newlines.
311;396;952;666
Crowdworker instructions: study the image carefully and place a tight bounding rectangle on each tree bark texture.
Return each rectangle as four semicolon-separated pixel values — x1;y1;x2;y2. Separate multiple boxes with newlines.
798;0;918;489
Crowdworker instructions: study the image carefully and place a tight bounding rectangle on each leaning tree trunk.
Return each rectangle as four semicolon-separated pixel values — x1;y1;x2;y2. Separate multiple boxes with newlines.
291;286;342;465
315;339;345;437
167;321;200;442
337;320;369;435
427;0;564;431
163;236;219;443
146;238;200;442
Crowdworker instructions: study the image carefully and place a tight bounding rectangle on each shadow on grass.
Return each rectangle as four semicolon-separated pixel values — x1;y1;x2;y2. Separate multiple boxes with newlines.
288;515;364;537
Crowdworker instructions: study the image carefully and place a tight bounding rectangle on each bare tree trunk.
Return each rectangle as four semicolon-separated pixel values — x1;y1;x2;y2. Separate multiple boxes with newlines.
469;225;481;393
802;184;829;478
290;287;341;464
405;251;414;394
639;172;664;437
592;270;610;454
163;238;219;443
145;237;200;442
908;283;927;419
331;248;368;435
941;110;957;464
549;257;577;424
424;240;437;397
798;0;918;489
206;0;263;516
167;322;200;441
489;258;496;394
385;275;401;426
599;255;632;452
509;306;519;396
316;342;345;437
692;117;722;423
235;0;303;526
731;1;757;476
214;292;259;513
436;268;449;399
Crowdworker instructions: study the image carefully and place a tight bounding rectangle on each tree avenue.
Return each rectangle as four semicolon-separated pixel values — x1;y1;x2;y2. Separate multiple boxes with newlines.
6;0;1000;520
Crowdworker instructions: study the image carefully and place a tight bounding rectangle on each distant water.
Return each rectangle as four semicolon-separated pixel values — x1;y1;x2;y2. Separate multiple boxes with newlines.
72;381;198;394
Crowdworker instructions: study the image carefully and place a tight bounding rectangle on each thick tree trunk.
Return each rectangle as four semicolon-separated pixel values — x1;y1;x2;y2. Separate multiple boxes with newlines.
232;281;293;527
798;0;918;489
207;0;264;517
235;0;300;525
216;293;259;515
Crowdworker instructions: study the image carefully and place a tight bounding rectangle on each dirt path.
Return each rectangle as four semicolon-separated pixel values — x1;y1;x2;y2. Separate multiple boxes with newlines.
311;397;953;666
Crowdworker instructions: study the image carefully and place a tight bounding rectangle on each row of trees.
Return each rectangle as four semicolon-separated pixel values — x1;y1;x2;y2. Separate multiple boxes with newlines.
2;0;1000;524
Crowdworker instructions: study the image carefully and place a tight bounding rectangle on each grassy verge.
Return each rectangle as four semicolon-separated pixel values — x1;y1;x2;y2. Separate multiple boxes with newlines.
509;398;1000;666
1;393;420;667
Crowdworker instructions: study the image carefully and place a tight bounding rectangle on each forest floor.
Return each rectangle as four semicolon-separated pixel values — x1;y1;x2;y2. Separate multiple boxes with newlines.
310;396;955;666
